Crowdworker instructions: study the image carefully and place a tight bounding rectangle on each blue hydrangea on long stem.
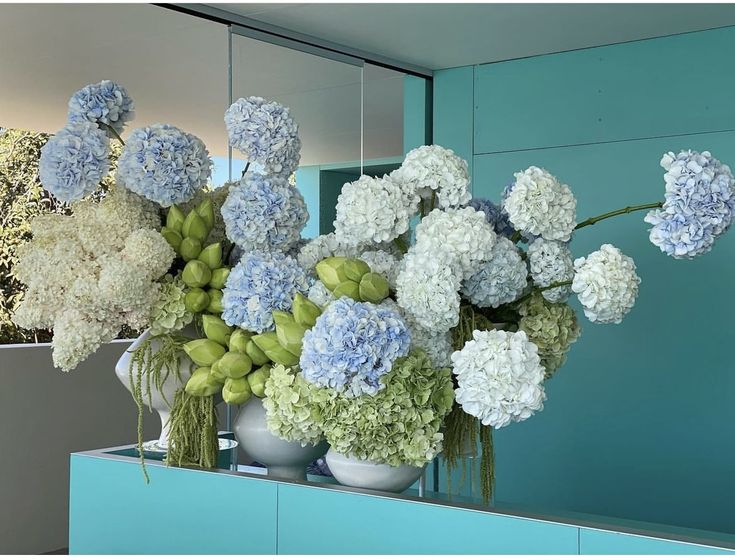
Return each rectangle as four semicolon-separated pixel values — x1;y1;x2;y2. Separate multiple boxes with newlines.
67;80;134;135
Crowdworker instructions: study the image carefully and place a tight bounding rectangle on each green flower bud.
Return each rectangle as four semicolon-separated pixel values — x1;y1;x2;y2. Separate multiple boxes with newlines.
183;338;226;367
228;329;252;353
245;339;270;366
210;359;228;383
166;205;186;234
202;314;233;346
252;332;299;366
359;272;390;303
343;258;371;282
276;320;307;356
210;268;230;290
316;256;348;291
184;288;210;313
198;243;223;270
181;210;208;242
292;293;322;327
195;198;215;231
185;366;223;397
179;237;203;262
182;259;212;288
160;227;183;252
206;289;224;314
222;376;252;405
333;280;360;300
272;310;295;326
247;365;271;398
217;351;253;379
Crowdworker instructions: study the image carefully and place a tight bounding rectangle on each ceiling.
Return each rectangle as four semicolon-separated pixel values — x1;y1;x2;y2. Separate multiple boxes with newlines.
0;4;403;163
211;3;735;70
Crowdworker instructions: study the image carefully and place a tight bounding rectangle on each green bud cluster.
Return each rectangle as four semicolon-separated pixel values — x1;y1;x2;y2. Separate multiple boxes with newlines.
163;201;231;317
315;257;389;304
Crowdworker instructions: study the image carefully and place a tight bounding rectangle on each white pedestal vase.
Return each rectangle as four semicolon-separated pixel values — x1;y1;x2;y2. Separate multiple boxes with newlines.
326;449;425;493
114;329;193;451
233;397;328;481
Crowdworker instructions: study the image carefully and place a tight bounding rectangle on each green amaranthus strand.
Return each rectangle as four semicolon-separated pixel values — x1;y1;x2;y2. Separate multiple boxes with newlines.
165;390;219;469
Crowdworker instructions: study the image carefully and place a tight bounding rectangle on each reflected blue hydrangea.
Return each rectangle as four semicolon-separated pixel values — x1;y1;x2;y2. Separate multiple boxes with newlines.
116;124;211;207
39;121;109;203
645;150;735;259
300;297;412;397
224;97;301;176
222;250;310;333
68;80;134;135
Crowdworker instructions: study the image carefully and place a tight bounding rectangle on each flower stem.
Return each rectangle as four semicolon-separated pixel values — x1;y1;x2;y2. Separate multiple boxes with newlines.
96;121;125;145
574;202;662;230
510;231;522;243
393;236;408;254
514;279;573;305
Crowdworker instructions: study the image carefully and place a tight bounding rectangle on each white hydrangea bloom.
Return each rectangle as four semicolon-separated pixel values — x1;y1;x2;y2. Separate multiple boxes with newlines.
97;255;161;312
414;207;496;277
307;280;335;308
120;228;174;280
359;249;401;289
504;166;577;242
396;249;461;332
527;238;574;303
409;321;454;369
393;145;471;209
572;244;641;324
51;309;118;373
452;329;546;428
462;237;528;308
334;175;419;246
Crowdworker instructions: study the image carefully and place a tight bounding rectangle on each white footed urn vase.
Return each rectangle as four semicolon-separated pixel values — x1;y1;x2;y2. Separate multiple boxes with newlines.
115;329;193;451
325;449;425;493
233;397;328;481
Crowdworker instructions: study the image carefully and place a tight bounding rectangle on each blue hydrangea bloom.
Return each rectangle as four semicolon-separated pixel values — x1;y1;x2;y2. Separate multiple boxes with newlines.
39;121;109;203
116;124;211;207
645;150;735;259
468;197;515;238
68;80;134;135
225;97;302;176
300;297;412;397
222;251;310;333
221;172;308;252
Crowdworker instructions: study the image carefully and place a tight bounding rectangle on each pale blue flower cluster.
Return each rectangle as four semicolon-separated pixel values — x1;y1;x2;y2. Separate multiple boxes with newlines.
39;121;109;203
116;124;212;207
468;197;515;237
68;80;134;134
645;150;735;259
221;172;308;252
225;97;302;176
221;250;310;333
300;297;412;397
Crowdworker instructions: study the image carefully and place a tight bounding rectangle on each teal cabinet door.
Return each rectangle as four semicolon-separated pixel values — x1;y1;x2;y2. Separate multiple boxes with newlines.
69;455;278;554
277;484;579;554
580;528;733;555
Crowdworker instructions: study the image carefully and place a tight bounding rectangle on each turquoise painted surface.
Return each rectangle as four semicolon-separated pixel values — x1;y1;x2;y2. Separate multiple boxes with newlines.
403;75;432;152
579;529;733;555
433;66;474;177
68;454;278;554
295;165;321;238
277;484;579;554
433;26;735;537
474;26;735;154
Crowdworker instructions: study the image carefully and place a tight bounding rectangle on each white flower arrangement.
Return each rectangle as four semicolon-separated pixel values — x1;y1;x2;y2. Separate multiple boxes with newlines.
462;237;528;308
527;238;574;303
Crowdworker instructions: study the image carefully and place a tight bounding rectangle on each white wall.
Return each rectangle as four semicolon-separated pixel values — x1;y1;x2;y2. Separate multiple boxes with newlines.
0;341;159;554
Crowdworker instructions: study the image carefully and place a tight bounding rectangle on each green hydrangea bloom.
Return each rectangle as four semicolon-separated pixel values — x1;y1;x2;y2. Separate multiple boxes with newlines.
263;364;326;446
149;274;193;335
518;291;581;378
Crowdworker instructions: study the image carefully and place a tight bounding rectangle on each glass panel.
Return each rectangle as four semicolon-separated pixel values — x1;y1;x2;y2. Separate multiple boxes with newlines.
363;63;405;162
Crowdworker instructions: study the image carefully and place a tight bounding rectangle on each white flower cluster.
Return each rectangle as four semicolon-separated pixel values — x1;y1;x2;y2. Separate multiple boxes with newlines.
333;174;418;246
392;145;471;209
358;249;401;289
504;166;577;241
12;188;173;371
527;238;574;303
452;329;546;428
462;237;528;308
408;321;454;369
571;244;640;324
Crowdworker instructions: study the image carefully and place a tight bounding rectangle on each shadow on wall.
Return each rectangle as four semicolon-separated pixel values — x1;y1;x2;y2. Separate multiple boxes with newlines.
0;341;159;554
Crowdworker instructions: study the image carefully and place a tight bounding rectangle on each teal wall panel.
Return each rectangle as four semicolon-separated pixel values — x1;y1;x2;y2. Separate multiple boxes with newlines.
474;26;735;154
277;484;579;554
68;455;278;554
433;26;735;536
295;165;320;238
433;66;475;178
579;529;733;555
403;75;432;152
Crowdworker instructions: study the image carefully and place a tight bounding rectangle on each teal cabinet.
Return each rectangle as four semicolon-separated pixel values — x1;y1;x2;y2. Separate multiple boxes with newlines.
579;529;733;555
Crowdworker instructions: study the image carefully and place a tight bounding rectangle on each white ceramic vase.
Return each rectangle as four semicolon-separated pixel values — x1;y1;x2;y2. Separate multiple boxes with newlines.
115;329;193;450
233;397;328;481
325;449;425;493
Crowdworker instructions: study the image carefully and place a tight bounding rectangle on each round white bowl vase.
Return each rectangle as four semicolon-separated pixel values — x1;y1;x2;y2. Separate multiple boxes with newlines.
326;449;425;493
115;329;193;451
233;397;328;481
